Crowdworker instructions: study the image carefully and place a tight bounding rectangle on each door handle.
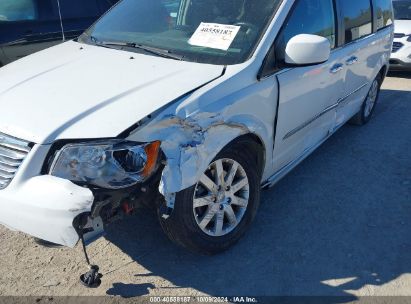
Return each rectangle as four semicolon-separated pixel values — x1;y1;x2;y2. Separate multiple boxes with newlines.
346;56;358;65
330;64;344;74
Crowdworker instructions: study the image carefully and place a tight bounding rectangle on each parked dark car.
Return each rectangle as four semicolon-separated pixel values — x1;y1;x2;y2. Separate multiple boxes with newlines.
0;0;118;66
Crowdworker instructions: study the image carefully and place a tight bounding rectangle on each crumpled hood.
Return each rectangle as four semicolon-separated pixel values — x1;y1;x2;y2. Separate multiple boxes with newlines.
0;41;224;144
394;20;411;35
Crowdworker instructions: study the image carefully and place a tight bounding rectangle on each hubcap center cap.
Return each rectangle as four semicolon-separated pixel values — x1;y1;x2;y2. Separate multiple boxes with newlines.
217;191;225;202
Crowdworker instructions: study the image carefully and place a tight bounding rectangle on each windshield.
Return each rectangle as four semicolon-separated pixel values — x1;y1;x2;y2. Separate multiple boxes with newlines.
393;0;411;20
78;0;281;65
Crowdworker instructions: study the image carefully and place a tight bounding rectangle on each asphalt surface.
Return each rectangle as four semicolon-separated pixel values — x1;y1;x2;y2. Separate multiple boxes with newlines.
0;71;410;300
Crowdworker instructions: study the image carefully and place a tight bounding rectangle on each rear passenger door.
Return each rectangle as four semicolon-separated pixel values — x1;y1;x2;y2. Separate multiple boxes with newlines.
59;0;116;41
334;0;390;127
271;0;345;171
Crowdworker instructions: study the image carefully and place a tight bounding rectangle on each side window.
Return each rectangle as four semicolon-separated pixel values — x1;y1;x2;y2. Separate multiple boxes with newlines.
374;0;394;30
163;0;182;26
276;0;336;62
340;0;372;44
59;0;101;19
0;0;37;22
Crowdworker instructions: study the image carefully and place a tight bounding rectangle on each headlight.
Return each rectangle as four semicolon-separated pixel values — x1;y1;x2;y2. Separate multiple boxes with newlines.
50;140;161;189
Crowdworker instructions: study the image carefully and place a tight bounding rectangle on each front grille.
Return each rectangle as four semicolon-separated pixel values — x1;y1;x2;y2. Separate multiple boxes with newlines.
0;133;31;190
392;42;404;53
394;33;405;39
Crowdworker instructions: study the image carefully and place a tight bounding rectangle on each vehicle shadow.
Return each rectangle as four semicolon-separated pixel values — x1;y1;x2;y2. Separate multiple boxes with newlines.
387;70;411;79
106;282;155;298
103;88;411;302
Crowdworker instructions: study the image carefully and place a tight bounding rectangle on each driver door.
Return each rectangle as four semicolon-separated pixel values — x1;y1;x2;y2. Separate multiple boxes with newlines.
271;0;345;171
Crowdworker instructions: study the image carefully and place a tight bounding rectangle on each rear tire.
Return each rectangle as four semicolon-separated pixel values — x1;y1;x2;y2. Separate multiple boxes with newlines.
349;74;382;125
158;138;261;255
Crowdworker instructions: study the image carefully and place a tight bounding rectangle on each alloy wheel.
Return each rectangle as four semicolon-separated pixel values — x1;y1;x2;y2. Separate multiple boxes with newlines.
193;158;250;237
364;79;379;118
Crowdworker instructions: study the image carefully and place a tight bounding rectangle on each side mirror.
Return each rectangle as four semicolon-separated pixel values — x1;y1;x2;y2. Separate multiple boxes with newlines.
285;34;331;66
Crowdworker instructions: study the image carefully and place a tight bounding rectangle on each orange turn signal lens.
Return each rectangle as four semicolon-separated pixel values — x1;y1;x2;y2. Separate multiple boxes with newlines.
142;141;161;178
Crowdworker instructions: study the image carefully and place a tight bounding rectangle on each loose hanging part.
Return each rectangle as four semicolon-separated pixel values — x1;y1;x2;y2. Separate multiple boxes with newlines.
79;234;102;288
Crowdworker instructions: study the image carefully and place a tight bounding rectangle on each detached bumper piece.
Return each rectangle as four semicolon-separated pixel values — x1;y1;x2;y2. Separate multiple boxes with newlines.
0;175;94;247
79;234;102;288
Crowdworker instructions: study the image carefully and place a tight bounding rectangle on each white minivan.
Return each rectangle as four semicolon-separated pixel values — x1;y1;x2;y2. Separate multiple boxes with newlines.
0;0;393;265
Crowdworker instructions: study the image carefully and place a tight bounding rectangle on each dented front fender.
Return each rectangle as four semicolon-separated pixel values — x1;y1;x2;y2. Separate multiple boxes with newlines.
128;112;264;209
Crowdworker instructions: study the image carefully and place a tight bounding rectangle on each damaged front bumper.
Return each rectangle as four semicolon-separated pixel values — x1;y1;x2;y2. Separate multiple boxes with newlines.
0;137;164;248
0;175;94;247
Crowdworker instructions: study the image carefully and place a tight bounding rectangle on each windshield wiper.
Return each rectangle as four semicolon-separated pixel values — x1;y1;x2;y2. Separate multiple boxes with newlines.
98;40;184;61
87;35;117;49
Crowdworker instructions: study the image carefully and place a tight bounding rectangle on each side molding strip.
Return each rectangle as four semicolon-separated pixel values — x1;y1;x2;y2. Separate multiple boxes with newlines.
283;102;339;140
282;83;368;140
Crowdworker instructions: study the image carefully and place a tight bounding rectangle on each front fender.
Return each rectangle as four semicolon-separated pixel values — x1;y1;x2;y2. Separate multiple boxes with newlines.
127;111;268;207
127;64;278;208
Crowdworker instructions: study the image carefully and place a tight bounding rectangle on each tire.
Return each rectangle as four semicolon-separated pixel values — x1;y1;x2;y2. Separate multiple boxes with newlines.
158;137;262;255
349;74;382;126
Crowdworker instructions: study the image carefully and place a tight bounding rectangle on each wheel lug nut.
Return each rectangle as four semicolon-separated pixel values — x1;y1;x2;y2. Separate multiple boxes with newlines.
219;205;224;210
227;198;232;204
226;186;230;191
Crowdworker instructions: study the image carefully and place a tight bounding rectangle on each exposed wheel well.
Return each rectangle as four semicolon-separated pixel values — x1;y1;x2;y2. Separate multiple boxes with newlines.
228;133;266;178
379;65;388;81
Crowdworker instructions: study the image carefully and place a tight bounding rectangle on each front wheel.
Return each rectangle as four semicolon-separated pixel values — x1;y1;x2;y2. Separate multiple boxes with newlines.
158;139;261;255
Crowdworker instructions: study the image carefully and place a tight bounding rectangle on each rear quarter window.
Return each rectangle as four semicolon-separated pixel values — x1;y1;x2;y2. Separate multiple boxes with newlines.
374;0;394;29
0;0;37;22
340;0;373;43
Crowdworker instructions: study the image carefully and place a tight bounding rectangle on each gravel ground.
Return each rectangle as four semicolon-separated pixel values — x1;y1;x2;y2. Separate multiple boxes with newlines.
0;72;410;299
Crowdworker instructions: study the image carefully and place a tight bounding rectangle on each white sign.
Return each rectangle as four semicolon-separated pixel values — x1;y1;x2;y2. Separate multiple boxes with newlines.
188;23;241;51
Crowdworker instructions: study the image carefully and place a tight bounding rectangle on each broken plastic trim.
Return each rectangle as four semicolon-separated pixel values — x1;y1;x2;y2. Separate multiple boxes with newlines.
72;164;164;245
128;112;252;215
